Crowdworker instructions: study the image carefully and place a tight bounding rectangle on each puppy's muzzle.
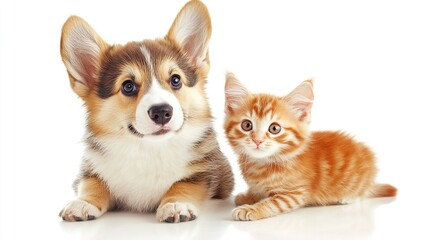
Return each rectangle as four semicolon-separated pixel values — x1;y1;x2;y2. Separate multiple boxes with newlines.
148;104;173;125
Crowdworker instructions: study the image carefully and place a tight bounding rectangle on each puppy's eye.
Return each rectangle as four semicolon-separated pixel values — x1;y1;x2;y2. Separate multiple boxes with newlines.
269;123;281;134
170;74;182;90
241;120;253;132
121;80;138;96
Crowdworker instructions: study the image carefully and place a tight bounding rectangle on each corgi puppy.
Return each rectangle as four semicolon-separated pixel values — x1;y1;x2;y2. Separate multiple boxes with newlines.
59;0;234;223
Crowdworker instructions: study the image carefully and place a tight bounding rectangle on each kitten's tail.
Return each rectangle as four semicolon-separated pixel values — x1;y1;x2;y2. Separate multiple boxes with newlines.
369;184;397;198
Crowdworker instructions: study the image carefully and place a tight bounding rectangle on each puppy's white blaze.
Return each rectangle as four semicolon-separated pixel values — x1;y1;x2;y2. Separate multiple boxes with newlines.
134;79;184;137
140;45;153;74
133;45;184;137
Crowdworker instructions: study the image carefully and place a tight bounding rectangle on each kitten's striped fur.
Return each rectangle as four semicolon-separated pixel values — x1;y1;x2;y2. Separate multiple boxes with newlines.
224;73;396;221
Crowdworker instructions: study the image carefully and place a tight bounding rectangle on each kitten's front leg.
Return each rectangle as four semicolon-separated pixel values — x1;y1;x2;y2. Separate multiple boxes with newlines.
233;192;305;221
234;191;261;206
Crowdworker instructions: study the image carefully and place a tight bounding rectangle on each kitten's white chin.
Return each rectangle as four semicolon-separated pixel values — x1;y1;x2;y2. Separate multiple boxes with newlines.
246;148;276;159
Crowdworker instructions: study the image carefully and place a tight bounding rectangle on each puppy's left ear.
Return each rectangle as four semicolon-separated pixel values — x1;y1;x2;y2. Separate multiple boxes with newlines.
166;0;211;68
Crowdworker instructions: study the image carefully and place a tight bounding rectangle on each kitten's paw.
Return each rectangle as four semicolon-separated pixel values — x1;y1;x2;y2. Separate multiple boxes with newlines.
232;205;260;221
339;198;357;205
59;199;102;221
156;202;198;223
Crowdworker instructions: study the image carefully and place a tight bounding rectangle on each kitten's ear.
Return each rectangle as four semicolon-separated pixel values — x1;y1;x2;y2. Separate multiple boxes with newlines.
60;16;108;98
283;79;314;121
166;0;211;68
225;72;249;114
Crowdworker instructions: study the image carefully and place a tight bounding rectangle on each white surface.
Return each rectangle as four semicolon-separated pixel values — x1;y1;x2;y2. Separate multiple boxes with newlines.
1;0;428;239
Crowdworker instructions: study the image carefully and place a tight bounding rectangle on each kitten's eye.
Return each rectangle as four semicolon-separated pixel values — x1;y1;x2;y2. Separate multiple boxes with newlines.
121;80;138;96
241;120;253;132
269;123;281;134
170;74;182;90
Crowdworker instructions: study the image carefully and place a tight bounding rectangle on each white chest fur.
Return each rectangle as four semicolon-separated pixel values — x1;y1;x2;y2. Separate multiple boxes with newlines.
84;124;208;212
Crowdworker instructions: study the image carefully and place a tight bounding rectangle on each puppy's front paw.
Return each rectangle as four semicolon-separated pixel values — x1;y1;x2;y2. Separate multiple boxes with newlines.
232;205;260;221
59;199;102;221
156;202;198;223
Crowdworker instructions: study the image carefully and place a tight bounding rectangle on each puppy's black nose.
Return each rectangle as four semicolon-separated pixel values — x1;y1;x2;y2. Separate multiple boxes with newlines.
148;104;173;125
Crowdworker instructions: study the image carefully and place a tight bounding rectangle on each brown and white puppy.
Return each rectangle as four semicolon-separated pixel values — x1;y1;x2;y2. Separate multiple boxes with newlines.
59;0;234;223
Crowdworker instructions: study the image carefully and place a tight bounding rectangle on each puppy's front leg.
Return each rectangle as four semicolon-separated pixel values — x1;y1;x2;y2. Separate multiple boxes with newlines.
156;181;208;223
59;177;111;221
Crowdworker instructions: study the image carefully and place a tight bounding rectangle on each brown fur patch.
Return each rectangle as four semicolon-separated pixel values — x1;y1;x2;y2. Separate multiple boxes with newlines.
98;42;150;99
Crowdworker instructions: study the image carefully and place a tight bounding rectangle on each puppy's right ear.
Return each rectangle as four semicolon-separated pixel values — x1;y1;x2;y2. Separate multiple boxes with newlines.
60;16;108;98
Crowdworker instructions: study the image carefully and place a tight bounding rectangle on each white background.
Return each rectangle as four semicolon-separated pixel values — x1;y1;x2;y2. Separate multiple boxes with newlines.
1;0;428;239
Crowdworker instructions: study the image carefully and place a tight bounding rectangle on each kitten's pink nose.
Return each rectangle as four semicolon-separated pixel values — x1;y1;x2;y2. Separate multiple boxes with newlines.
252;139;264;146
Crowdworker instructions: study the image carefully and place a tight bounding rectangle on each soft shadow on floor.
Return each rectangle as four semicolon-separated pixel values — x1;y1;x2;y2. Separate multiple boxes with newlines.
58;197;395;240
58;199;236;240
231;197;396;239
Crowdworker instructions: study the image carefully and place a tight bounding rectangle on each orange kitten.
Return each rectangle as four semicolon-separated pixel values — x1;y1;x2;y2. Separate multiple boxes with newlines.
224;73;397;221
